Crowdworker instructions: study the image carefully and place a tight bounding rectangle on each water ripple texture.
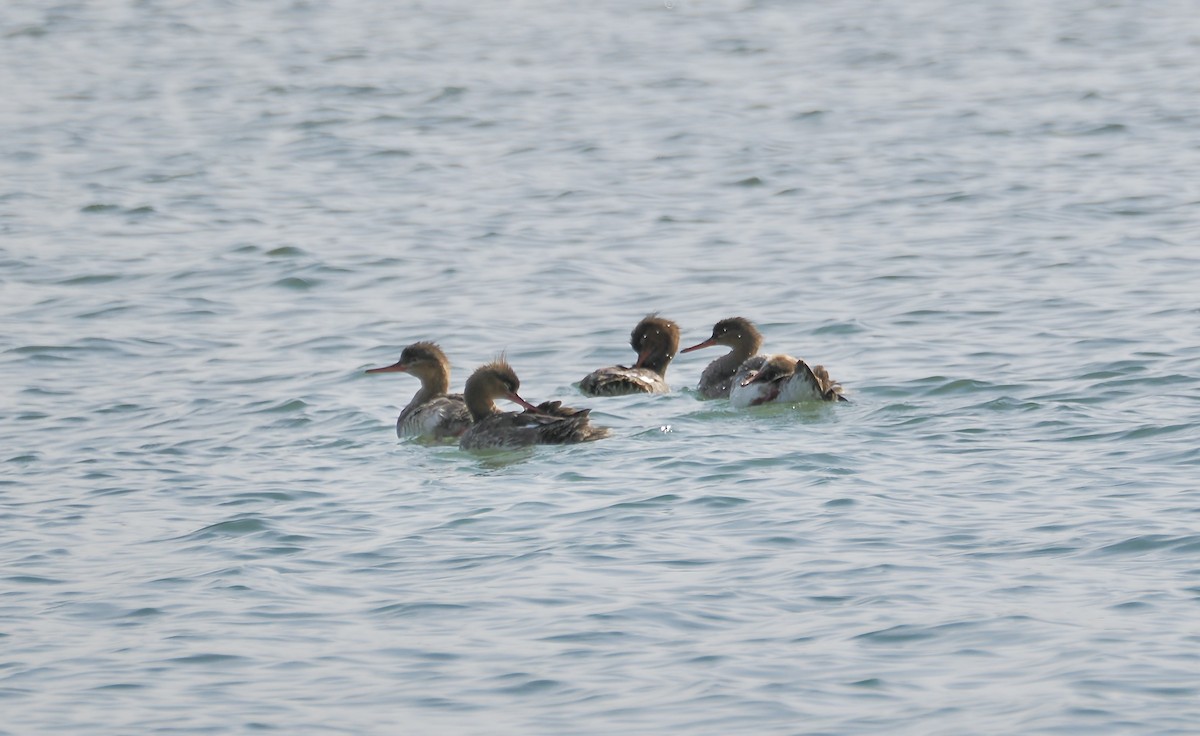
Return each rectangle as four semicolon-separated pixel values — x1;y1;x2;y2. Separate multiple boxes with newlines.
2;0;1199;734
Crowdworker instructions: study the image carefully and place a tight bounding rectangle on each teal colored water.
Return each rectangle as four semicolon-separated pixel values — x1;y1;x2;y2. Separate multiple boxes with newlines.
3;1;1199;733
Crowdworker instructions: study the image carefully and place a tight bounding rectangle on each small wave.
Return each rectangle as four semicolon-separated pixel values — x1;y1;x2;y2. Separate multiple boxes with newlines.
370;602;470;618
266;246;306;257
607;494;682;510
183;517;272;539
167;653;252;666
1092;535;1200;557
685;495;749;508
493;676;562;696
273;276;317;290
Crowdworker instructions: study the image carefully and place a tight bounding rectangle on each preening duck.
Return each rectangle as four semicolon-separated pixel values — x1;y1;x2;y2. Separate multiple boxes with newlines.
459;358;611;450
730;354;847;407
579;315;681;396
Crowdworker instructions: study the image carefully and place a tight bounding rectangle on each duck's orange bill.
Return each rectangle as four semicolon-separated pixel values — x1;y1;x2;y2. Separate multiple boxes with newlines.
506;391;541;412
680;338;716;354
366;360;408;374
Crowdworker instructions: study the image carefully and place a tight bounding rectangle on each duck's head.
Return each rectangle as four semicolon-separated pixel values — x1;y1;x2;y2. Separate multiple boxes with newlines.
630;315;681;374
366;341;450;382
463;358;540;418
681;317;762;354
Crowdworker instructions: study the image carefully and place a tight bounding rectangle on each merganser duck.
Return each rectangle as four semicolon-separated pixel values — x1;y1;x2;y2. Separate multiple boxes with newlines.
365;342;472;441
730;354;847;407
459;358;611;450
679;317;767;399
579;315;681;396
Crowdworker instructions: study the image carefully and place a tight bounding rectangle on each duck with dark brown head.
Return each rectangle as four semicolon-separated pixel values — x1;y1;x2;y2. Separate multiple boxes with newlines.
579;315;681;396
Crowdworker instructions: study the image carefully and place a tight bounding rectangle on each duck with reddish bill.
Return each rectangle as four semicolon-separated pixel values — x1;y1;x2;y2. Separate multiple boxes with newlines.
679;317;767;399
366;341;472;440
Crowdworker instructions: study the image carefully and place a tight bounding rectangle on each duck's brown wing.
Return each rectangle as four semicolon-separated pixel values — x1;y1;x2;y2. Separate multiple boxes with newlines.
427;395;473;438
580;366;666;397
398;394;472;440
535;410;610;444
794;360;847;402
460;407;610;449
529;402;610;444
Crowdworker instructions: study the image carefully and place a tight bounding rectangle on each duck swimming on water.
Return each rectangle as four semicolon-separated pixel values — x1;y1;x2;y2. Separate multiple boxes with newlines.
730;354;847;407
679;317;767;399
459;358;611;450
366;342;472;440
579;315;681;396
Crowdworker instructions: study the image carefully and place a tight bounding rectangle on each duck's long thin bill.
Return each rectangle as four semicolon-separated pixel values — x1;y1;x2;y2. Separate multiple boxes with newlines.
366;361;408;374
680;338;716;353
506;392;541;412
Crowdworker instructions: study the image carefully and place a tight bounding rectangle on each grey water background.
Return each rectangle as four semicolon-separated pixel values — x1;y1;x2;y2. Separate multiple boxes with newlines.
3;0;1199;733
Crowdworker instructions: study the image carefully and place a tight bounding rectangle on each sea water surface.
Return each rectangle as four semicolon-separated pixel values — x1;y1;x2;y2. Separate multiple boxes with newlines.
3;0;1200;733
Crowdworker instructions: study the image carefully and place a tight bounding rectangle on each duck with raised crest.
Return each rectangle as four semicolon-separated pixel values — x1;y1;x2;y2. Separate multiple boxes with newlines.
459;358;611;450
579;315;681;396
366;342;472;440
730;354;847;407
679;317;767;399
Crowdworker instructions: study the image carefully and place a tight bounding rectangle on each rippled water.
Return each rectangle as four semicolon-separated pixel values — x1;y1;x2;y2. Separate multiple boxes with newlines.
3;0;1200;733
